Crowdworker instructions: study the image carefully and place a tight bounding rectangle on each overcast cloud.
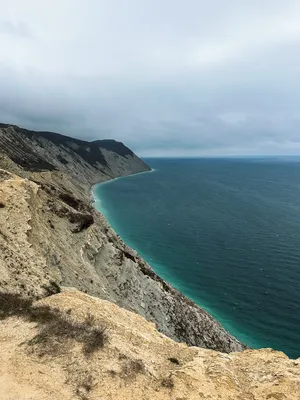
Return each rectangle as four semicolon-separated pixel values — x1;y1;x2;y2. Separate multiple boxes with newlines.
1;1;300;156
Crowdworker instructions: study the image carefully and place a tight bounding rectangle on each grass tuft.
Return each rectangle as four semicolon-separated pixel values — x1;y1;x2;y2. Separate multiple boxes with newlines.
75;374;96;399
121;359;145;379
83;326;108;355
161;376;175;389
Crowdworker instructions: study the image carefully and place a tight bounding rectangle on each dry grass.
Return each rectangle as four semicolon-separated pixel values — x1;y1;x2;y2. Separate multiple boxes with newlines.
75;374;96;400
121;359;145;379
0;292;108;356
161;376;175;389
82;326;108;355
0;292;32;319
29;307;108;357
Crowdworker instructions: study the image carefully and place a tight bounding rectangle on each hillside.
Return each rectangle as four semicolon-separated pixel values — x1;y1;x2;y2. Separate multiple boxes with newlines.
0;123;150;182
0;123;244;353
1;290;299;400
1;123;299;399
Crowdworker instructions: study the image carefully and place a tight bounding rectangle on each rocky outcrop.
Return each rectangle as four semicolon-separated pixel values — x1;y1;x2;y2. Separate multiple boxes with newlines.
0;124;245;353
0;290;299;400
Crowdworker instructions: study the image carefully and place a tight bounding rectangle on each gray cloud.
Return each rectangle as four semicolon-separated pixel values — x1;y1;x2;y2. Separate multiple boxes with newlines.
0;20;32;38
1;0;300;156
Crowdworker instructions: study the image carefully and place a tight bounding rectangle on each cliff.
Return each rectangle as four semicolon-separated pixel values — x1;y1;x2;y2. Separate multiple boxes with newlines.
1;124;299;399
0;124;244;353
0;290;299;400
0;123;150;183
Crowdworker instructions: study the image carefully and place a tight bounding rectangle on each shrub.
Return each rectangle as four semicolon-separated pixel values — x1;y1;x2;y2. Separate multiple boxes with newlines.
84;312;96;327
0;292;32;319
0;292;108;356
29;309;108;357
161;376;175;389
121;359;145;379
83;326;108;355
75;374;95;400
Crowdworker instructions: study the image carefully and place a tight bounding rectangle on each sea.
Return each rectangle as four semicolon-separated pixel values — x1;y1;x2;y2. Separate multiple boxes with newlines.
93;157;300;359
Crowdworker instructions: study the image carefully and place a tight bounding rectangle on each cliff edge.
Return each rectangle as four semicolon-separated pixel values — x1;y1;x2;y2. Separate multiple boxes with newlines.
0;290;299;400
0;124;244;353
1;124;299;399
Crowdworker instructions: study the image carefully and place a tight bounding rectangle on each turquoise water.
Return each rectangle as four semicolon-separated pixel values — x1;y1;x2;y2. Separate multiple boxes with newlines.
94;158;300;358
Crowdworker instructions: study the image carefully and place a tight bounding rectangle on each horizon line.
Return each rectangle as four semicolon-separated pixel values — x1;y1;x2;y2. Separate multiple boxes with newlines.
141;155;300;159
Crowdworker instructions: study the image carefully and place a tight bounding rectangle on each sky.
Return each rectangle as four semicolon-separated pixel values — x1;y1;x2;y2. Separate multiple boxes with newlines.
1;1;300;157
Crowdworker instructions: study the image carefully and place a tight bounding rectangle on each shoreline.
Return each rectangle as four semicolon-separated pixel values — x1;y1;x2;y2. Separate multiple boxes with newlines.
91;168;255;351
91;168;156;206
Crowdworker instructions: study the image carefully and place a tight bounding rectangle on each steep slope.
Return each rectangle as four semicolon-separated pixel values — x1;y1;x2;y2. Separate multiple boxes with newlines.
0;290;299;400
0;123;150;184
0;124;244;353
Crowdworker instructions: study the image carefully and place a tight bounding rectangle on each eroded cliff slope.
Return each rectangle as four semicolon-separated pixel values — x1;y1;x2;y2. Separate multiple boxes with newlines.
0;290;299;400
0;124;244;353
0;123;150;183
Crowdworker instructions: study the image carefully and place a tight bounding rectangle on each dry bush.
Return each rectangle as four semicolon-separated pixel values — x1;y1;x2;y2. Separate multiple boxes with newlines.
161;376;175;389
121;359;145;379
84;312;96;327
0;292;108;356
75;374;96;400
29;308;108;357
0;292;32;319
83;326;108;355
0;202;5;208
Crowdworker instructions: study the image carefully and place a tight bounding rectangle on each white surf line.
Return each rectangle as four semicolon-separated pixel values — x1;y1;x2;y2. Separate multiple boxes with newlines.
91;168;156;204
102;167;156;186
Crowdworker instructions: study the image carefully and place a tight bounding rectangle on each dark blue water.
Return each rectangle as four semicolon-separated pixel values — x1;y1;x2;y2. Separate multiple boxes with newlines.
94;158;300;358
